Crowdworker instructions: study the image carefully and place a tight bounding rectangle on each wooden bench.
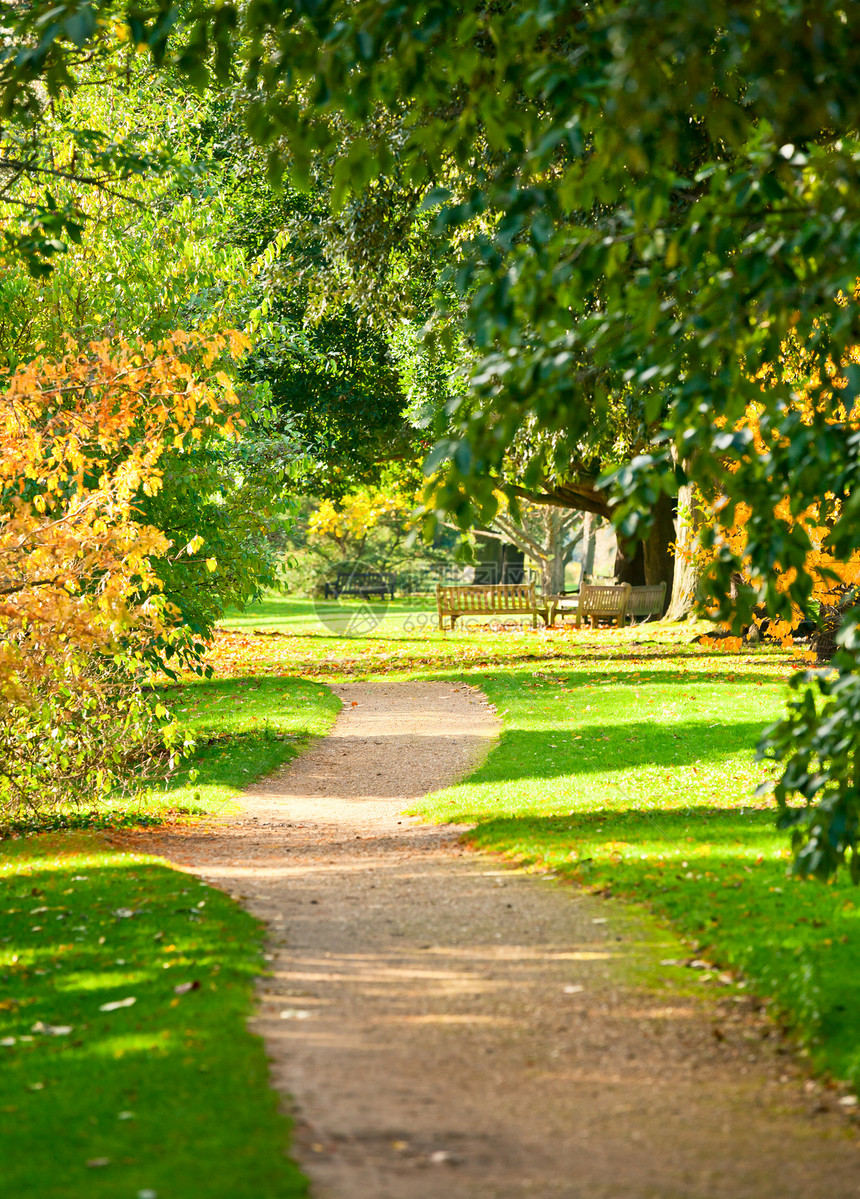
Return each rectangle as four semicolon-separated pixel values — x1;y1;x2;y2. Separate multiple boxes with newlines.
545;591;581;625
436;582;552;630
323;571;396;600
575;583;631;629
626;581;667;623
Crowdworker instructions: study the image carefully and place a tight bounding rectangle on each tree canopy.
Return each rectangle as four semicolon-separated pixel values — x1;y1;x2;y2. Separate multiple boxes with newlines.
6;0;860;876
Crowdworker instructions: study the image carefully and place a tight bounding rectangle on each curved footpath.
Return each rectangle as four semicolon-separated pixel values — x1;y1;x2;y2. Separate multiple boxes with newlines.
143;682;860;1199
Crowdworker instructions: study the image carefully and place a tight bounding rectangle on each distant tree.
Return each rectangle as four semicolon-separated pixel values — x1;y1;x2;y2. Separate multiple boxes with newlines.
484;501;583;596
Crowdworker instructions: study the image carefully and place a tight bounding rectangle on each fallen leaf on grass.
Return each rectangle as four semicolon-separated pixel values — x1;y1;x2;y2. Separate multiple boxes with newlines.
563;985;585;994
99;997;136;1012
114;908;136;919
86;1158;110;1168
173;981;200;995
31;1022;73;1036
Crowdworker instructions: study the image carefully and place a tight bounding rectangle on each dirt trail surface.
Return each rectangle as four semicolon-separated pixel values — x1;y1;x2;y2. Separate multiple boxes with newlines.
141;682;860;1199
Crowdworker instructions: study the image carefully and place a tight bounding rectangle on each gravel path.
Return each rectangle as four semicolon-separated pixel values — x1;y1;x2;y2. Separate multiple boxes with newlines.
143;681;860;1198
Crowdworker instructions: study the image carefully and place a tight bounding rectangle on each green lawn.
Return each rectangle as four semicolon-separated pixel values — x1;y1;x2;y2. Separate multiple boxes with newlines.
0;833;308;1199
217;598;860;1088
0;671;340;1197
6;592;860;1195
223;593;439;637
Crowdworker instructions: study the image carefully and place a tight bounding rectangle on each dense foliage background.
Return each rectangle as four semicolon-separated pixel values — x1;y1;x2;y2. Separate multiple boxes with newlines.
3;1;860;876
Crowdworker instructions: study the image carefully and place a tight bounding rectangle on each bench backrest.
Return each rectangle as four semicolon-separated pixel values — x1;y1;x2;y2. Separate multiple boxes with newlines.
436;582;536;612
336;571;393;586
627;581;667;616
579;583;631;616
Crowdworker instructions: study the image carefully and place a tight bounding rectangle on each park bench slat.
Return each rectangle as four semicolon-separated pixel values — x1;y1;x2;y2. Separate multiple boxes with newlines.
627;581;667;619
436;583;551;630
324;571;396;600
575;583;631;629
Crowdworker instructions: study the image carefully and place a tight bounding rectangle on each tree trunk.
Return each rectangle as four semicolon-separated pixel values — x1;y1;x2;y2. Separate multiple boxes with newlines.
580;512;598;581
642;491;675;610
615;535;646;586
542;509;568;594
665;480;701;620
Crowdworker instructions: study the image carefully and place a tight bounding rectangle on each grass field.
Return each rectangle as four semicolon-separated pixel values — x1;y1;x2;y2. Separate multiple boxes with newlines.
1;672;340;1198
6;591;860;1196
214;597;860;1088
0;834;308;1199
222;594;441;638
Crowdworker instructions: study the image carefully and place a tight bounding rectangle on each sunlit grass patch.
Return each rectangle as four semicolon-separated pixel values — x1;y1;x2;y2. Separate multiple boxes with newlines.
0;832;307;1198
221;593;438;636
411;652;860;1086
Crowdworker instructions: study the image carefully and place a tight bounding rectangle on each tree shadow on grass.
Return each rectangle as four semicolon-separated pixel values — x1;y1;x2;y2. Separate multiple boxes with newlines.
469;806;779;861
419;663;789;687
168;728;302;791
573;646;789;663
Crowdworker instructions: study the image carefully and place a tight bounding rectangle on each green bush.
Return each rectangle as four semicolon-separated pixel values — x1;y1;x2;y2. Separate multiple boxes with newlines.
0;656;192;827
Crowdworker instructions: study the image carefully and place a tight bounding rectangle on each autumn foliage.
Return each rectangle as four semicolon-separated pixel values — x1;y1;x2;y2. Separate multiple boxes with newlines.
694;346;860;660
308;490;409;550
0;330;248;820
698;496;860;658
682;349;860;880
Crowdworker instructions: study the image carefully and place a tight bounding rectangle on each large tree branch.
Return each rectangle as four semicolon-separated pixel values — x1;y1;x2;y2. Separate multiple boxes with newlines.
0;574;73;597
507;480;612;519
559;510;584;535
490;515;546;561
